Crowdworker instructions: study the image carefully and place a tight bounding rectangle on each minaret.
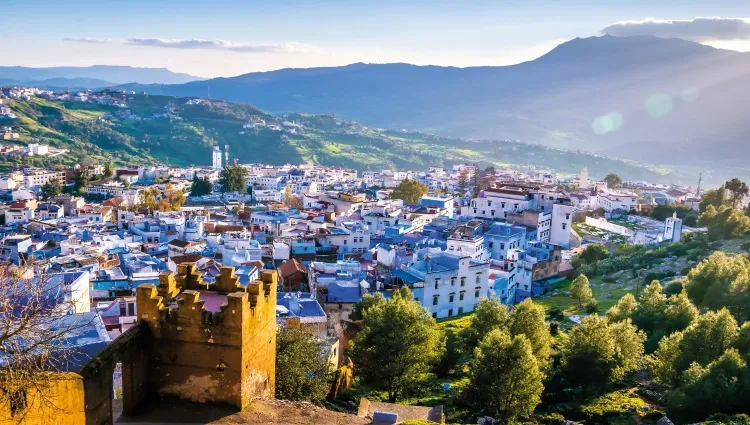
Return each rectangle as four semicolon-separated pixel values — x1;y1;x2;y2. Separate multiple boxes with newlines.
224;144;229;166
212;146;222;171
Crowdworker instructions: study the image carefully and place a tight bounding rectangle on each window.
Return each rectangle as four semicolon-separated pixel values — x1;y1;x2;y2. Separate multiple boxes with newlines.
448;309;453;316
475;275;481;284
491;210;495;216
451;277;456;286
487;200;492;206
562;223;567;230
449;294;455;303
458;307;464;315
488;241;493;248
474;289;480;298
433;296;439;306
434;279;439;289
460;277;466;287
459;292;465;301
432;312;437;319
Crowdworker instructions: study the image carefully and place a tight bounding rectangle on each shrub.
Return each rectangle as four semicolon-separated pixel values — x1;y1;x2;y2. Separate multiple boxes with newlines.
548;307;564;321
537;412;567;425
585;301;599;314
549;321;560;336
663;280;683;297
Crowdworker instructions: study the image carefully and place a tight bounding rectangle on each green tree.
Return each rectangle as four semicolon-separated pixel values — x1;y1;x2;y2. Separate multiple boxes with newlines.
724;178;749;208
570;274;594;308
632;280;667;334
218;164;248;193
699;186;727;213
651;308;739;385
604;173;622;189
390;179;428;204
462;297;510;351
103;163;114;179
698;205;750;240
685;252;750;321
663;291;698;335
572;244;609;268
561;316;645;393
73;168;88;194
457;169;469;193
465;330;544;422
606;293;637;323
190;174;213;197
509;299;551;366
40;177;63;200
275;327;331;402
351;287;443;402
665;349;748;422
349;292;386;321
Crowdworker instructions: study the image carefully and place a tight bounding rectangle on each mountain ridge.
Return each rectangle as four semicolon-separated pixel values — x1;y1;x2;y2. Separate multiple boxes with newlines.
113;35;750;185
0;65;202;85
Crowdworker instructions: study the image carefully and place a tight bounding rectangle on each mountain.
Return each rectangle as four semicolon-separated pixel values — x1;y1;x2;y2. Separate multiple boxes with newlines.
0;92;683;183
0;65;202;85
0;77;116;91
126;35;750;185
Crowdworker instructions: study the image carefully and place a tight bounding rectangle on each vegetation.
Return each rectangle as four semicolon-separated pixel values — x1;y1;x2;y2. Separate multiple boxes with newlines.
464;330;544;422
569;275;595;308
40;177;63;200
218;164;247;193
275;327;331;402
350;288;443;403
390;179;428;205
604;173;622;189
2;94;688;182
189;174;213;197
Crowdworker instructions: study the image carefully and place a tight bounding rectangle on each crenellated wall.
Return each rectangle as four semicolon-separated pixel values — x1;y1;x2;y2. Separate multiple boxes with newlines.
136;264;277;409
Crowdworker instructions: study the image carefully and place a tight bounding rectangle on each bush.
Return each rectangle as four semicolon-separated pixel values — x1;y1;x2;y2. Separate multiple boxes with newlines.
550;321;560;336
548;307;564;321
642;272;664;285
663;280;683;297
585;301;599;314
537;412;567;425
742;241;750;251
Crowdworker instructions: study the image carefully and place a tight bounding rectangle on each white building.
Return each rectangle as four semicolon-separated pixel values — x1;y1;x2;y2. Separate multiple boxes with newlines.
664;212;683;243
212;146;222;171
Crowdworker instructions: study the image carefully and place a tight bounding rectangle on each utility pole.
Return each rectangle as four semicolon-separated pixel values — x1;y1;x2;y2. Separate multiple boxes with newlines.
696;173;702;197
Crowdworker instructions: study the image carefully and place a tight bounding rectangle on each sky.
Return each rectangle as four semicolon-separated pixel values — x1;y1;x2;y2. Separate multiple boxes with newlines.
2;0;750;78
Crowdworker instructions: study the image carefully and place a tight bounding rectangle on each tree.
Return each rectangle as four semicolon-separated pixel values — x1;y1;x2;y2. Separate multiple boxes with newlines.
138;188;158;213
103;163;113;180
572;244;608;268
157;183;186;212
632;280;667;334
40;178;62;200
218;164;247;193
462;297;510;351
349;292;386;321
509;299;551;366
604;173;622;189
0;262;95;413
275;327;331;402
561;316;645;393
606;293;637;323
457;169;469;194
699;186;727;213
189;174;212;197
663;291;698;335
698;205;750;240
651;308;739;385
685;252;750;321
464;330;544;422
570;274;594;308
72;169;88;194
284;186;303;209
390;179;428;205
665;349;747;423
724;178;749;208
351;287;442;402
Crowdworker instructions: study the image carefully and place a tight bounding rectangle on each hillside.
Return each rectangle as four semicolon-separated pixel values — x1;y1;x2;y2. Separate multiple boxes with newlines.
1;92;684;182
123;35;750;185
0;65;201;85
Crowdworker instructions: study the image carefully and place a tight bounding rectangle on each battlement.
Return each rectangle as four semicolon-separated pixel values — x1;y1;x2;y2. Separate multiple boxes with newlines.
136;264;278;331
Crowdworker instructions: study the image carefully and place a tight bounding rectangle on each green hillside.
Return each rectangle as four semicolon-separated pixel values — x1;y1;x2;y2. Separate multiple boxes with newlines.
1;92;683;182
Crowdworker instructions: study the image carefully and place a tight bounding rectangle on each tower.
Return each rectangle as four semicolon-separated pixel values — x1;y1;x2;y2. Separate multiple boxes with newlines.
224;144;229;165
664;212;683;243
212;146;222;171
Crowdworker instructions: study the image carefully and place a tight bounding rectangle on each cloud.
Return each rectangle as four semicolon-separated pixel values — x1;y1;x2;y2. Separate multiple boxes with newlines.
63;37;113;44
601;17;750;42
125;38;314;54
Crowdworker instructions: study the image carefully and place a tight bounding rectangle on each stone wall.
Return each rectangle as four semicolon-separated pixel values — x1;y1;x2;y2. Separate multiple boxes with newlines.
0;373;86;425
136;265;277;410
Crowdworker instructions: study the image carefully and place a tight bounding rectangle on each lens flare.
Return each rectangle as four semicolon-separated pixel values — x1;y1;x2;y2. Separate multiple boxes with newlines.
592;112;623;135
645;93;673;118
681;87;699;102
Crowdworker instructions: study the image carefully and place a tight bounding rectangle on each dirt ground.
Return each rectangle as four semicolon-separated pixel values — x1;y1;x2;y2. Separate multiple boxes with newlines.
114;398;370;425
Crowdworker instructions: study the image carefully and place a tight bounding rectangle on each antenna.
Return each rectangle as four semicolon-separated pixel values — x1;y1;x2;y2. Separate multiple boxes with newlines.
696;173;702;197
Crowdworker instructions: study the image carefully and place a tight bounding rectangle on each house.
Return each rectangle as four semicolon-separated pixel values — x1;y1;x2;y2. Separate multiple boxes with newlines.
276;292;328;339
166;239;200;258
394;251;490;319
35;203;64;220
278;258;308;291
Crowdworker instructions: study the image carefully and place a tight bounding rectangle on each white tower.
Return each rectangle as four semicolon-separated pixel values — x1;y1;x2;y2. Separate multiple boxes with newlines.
212;146;222;171
664;212;683;243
